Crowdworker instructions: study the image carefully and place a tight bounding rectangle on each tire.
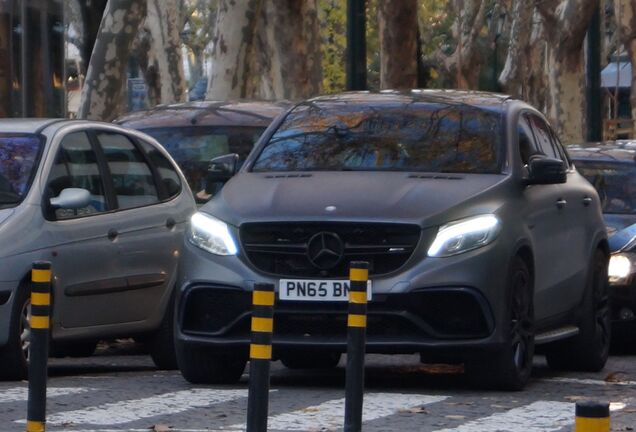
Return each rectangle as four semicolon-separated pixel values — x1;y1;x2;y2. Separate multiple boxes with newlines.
149;291;178;370
466;256;535;391
281;352;341;370
176;342;246;384
545;249;610;372
0;286;31;381
50;341;97;358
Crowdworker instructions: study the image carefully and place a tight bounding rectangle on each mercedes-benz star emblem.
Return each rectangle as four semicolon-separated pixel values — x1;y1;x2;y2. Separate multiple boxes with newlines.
307;232;344;270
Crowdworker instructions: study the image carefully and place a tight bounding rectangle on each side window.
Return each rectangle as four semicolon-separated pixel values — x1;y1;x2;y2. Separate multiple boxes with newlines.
48;131;108;220
527;114;560;160
137;139;182;199
549;129;571;168
95;131;159;210
517;116;538;165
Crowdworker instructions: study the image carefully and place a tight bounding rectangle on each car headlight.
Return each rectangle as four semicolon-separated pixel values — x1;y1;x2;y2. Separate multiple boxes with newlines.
427;214;501;257
608;253;633;284
188;212;238;256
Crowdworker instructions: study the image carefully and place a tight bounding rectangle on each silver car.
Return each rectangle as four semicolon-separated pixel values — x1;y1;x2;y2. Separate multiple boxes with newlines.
0;119;196;380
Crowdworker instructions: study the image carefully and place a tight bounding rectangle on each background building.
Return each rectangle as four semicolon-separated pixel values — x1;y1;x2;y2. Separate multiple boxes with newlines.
0;0;64;118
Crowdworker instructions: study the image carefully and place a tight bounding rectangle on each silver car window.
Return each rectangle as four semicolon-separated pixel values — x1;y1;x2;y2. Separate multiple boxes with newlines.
48;131;108;220
96;131;160;210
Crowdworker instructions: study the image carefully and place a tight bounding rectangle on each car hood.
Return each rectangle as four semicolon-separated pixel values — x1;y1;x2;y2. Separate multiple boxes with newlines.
0;208;14;226
604;214;636;252
202;172;507;226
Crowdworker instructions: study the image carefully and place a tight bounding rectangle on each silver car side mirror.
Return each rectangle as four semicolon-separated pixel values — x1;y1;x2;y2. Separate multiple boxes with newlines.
49;188;91;210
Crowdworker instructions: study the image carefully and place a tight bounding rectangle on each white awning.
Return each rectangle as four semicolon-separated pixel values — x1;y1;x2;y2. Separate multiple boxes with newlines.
601;61;631;88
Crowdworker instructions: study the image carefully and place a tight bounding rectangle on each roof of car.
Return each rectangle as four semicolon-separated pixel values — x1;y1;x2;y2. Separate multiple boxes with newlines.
115;100;291;129
0;118;70;134
304;90;513;112
568;141;636;163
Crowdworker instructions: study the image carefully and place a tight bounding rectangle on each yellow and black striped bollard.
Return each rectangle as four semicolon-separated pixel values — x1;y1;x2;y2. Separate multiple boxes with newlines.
575;401;610;432
246;283;275;432
344;261;369;432
26;261;52;432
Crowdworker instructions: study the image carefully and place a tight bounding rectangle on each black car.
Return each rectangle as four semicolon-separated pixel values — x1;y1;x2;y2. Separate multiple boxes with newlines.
116;100;289;204
175;91;609;390
569;141;636;330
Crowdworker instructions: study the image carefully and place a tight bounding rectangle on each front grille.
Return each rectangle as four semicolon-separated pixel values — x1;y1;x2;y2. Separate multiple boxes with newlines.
240;222;421;277
181;287;492;340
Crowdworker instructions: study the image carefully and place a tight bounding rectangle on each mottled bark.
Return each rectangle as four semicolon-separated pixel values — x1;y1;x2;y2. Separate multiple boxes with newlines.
615;0;636;123
206;0;261;99
78;0;109;75
378;0;418;89
422;0;487;89
207;0;322;100
146;0;187;104
537;0;599;143
499;0;533;97
78;0;147;120
248;0;322;99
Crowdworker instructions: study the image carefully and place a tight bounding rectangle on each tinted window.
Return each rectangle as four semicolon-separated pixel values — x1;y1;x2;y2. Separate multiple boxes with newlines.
252;103;502;173
48;131;108;219
141;126;264;196
137;139;182;199
517;117;537;165
576;161;636;214
526;114;560;160
0;134;42;207
96;132;159;210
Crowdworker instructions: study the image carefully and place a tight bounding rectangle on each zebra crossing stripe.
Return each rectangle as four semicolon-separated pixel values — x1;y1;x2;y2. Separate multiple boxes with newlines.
227;393;448;431
0;387;90;403
433;401;575;432
36;389;250;426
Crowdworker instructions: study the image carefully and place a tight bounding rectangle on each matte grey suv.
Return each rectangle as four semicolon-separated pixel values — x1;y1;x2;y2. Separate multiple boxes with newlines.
0;119;195;380
175;91;609;390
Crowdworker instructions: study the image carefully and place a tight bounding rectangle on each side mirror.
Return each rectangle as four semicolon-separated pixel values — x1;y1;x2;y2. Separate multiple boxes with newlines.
205;153;239;193
49;188;91;209
526;155;566;185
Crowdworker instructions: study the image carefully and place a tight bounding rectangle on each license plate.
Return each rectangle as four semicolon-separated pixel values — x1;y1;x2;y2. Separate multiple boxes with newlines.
279;279;372;301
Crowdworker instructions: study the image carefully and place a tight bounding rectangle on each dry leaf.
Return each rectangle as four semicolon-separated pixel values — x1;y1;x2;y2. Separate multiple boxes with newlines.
150;424;172;432
605;371;629;382
445;415;466;420
399;407;429;414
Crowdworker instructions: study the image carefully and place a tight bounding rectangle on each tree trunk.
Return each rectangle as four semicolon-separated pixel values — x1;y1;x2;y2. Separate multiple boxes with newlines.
146;0;187;104
536;0;599;143
499;0;533;97
248;0;322;99
206;0;261;99
78;0;109;75
377;0;417;89
78;0;147;121
615;0;636;124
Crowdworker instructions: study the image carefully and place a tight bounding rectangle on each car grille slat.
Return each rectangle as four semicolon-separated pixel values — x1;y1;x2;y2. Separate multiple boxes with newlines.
240;222;421;277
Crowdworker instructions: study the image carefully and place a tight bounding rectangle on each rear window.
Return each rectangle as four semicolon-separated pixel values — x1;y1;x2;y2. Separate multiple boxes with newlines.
0;134;43;207
252;102;503;173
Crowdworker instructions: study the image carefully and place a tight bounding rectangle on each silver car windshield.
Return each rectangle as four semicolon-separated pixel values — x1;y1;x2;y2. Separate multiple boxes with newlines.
252;102;503;173
0;134;42;207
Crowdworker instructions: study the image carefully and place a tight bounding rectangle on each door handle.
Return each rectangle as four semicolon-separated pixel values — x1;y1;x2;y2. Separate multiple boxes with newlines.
107;228;118;241
582;197;593;207
166;218;176;229
556;199;567;209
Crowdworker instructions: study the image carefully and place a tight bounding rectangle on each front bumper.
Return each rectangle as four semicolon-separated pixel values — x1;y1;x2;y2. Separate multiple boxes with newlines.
176;236;511;357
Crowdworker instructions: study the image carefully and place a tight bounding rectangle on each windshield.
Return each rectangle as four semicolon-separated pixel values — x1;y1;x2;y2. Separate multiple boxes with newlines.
252;102;503;173
141;126;265;202
0;134;43;208
576;161;636;214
